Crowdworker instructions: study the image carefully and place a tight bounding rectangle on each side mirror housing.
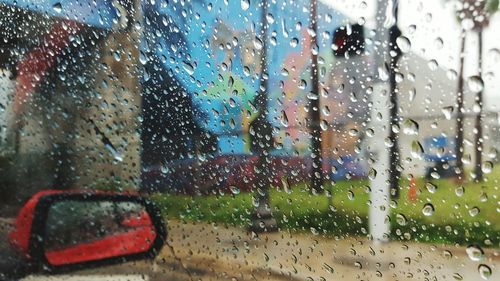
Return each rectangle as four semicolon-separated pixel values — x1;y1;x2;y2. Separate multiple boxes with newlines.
9;190;166;273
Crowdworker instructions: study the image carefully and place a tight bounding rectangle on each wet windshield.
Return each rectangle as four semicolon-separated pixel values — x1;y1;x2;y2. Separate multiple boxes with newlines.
0;0;498;280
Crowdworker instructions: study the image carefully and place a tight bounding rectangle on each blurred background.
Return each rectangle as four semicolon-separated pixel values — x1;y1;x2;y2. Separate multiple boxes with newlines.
0;0;498;280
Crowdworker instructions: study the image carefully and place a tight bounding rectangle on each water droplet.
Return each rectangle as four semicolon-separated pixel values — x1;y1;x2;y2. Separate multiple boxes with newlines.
241;0;250;11
396;213;407;226
434;37;444;49
489;48;500;62
385;137;394;148
447;69;458;80
425;182;437;193
467;76;484;93
478;264;492;280
281;178;291;194
366;128;374;137
266;13;275;24
481;161;493;174
468;207;480;217
408;88;416;102
139;51;148;65
455;186;465;197
422;203;434;216
320;120;328;131
160;165;169;174
182;61;195;75
53;2;62;13
347;190;355;200
253;37;263;50
280;110;289;127
479;192;488;202
428;59;438;71
443;250;453;259
113;51;121;62
442;106;454;120
396;36;411;53
395;72;404;83
229;185;240;195
323;263;334;274
105;144;123;162
378;64;390;81
281;19;289;38
368;168;377;180
348;128;359;136
411;140;424;159
383;1;396;27
322;105;331;116
430;171;440;179
310;227;319;235
402;119;419;135
453;273;463;280
408;24;416;34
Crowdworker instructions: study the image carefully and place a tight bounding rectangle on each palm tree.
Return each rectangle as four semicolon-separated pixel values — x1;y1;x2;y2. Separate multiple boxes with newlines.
449;0;498;182
472;0;498;182
447;0;468;181
453;0;498;182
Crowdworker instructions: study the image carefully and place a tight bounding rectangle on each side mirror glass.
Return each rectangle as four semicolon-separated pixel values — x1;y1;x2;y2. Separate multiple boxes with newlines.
43;200;156;266
10;191;166;273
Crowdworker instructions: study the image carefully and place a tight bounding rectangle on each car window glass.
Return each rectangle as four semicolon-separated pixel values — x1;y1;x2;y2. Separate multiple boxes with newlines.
0;0;498;280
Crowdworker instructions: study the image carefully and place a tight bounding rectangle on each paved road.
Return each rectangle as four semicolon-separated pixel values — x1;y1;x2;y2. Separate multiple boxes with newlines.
27;220;497;281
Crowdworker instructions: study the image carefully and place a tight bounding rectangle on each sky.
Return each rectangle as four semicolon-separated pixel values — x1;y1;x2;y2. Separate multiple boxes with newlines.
322;0;500;111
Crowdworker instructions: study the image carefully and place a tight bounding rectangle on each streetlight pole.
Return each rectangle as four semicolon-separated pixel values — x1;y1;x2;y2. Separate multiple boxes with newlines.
309;0;323;193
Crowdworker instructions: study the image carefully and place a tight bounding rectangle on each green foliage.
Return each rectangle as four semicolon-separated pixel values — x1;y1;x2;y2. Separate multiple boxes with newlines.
486;0;499;13
153;170;499;247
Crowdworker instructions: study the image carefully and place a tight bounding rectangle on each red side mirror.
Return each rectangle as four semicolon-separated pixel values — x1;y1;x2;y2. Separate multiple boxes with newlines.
9;190;166;273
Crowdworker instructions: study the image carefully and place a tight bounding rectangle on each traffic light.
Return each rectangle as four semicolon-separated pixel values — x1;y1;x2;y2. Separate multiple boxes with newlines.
332;23;365;57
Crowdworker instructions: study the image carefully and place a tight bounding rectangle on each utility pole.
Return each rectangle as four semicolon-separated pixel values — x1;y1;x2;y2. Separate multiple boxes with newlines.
249;0;277;232
369;0;400;243
309;0;323;193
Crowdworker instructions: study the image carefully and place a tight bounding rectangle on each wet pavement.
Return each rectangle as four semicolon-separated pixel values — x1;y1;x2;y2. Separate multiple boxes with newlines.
64;220;499;281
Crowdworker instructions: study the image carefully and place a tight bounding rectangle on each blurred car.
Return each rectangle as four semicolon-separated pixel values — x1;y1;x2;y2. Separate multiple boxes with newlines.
423;136;457;179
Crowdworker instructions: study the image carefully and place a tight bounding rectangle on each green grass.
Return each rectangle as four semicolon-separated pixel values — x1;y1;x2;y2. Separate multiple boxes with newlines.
392;176;499;246
152;169;499;247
